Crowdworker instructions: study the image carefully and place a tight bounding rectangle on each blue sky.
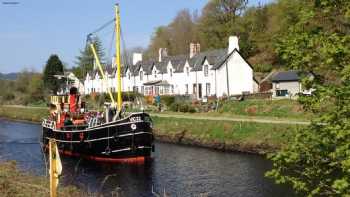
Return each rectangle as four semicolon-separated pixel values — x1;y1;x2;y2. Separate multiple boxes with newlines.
0;0;272;73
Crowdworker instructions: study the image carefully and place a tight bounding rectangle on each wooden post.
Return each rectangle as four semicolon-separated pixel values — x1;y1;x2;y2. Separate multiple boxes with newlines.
49;139;59;197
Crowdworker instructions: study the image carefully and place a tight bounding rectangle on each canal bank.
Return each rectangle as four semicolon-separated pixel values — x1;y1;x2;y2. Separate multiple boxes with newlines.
0;105;302;154
0;161;87;197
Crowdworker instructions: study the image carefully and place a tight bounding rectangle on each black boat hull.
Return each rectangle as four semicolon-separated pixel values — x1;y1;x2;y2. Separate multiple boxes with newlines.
42;112;154;163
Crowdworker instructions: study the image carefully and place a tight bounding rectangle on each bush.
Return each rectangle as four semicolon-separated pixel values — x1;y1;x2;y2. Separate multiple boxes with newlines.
161;95;176;106
169;102;180;112
179;103;189;112
4;93;15;101
170;102;196;113
122;92;142;102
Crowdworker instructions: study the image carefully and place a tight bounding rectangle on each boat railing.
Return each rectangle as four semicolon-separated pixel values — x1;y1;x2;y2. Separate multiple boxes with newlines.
42;119;56;129
88;117;99;128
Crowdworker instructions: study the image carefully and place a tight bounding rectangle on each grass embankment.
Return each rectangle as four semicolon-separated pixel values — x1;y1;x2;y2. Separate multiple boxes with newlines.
0;161;89;197
153;116;303;154
214;99;312;120
0;105;303;154
0;105;47;122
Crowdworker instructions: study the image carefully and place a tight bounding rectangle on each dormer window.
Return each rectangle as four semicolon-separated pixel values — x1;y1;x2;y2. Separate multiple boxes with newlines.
128;73;131;80
140;71;143;81
170;68;173;77
204;65;209;77
154;70;157;78
186;67;189;76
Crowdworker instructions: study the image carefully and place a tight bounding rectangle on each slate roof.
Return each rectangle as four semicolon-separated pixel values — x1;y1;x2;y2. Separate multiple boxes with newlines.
190;49;226;71
271;71;300;82
87;47;248;78
164;55;188;73
87;64;129;78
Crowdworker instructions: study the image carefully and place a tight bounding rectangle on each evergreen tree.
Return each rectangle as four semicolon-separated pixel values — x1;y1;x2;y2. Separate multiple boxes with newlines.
266;0;350;196
75;36;105;79
43;54;64;94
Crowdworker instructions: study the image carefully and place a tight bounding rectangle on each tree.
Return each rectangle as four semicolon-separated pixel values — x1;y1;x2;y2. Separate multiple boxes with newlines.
266;0;350;196
75;36;105;79
167;9;199;55
145;9;198;59
144;26;172;60
43;54;64;94
197;0;248;50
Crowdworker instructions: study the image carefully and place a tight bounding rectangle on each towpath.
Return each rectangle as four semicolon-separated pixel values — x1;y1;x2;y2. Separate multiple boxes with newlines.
151;113;311;125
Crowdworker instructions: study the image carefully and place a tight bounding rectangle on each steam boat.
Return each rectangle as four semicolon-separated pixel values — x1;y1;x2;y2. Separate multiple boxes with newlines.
41;4;154;163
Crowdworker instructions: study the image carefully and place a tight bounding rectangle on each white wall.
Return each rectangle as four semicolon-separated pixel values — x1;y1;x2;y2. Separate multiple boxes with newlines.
216;51;254;96
272;81;301;97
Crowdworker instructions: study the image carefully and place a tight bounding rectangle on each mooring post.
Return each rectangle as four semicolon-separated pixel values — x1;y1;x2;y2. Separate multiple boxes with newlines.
49;139;61;197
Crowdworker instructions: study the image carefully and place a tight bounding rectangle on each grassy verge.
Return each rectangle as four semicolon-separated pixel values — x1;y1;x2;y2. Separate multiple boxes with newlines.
153;116;303;154
0;105;48;122
0;161;89;197
216;99;312;120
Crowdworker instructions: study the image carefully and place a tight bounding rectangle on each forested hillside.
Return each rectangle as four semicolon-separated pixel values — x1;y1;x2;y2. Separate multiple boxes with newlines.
0;72;17;80
143;0;303;72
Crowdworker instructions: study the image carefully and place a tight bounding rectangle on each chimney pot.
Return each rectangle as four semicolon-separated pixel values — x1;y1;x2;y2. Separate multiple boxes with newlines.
228;36;239;54
132;53;143;65
190;43;200;58
158;48;168;62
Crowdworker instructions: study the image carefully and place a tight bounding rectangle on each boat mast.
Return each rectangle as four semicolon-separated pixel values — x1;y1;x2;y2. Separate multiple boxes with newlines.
115;4;122;111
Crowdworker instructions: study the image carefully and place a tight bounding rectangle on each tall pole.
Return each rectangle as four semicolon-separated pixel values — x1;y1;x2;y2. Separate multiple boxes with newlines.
115;4;122;111
49;139;57;197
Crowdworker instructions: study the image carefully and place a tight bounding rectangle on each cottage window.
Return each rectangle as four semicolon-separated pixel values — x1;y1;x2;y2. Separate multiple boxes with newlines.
186;67;190;76
206;83;211;96
185;84;189;94
154;70;157;78
140;71;143;81
276;90;288;97
170;68;173;77
128;73;131;80
204;65;209;77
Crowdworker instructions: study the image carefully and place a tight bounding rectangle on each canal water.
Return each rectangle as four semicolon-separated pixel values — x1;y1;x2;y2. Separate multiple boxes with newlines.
0;118;294;197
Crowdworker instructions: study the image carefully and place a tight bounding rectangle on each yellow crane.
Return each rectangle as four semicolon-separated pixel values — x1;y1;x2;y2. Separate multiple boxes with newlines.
89;3;123;111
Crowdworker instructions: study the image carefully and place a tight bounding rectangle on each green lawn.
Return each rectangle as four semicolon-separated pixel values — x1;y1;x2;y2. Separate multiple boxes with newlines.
214;99;311;120
0;105;48;122
153;116;303;153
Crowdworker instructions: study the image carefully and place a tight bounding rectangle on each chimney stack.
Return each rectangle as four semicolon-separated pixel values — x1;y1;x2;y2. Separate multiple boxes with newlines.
228;36;239;54
158;48;168;62
132;53;142;65
190;43;200;58
111;55;116;68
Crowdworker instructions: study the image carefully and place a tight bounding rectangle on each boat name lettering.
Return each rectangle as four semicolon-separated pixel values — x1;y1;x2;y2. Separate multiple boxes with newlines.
130;116;141;122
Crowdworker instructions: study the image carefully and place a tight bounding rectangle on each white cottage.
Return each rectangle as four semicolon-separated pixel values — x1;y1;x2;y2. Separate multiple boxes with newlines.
84;36;258;99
